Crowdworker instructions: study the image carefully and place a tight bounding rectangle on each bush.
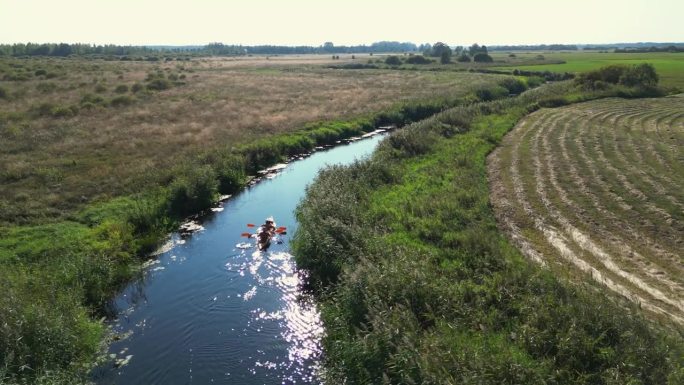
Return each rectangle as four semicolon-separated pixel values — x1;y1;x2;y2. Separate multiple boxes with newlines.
94;84;107;93
499;78;528;95
34;69;47;76
32;103;78;118
50;105;79;118
475;86;508;101
0;86;7;99
577;63;659;90
457;54;471;62
36;82;58;93
405;55;432;65
385;56;402;66
109;95;134;107
146;78;171;91
525;76;545;88
131;83;144;93
168;165;218;217
440;51;451;64
114;84;129;93
473;53;494;63
620;63;659;87
80;93;105;105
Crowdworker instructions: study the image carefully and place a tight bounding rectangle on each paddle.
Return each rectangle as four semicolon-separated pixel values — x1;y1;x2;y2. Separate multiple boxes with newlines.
247;224;255;228
240;232;252;238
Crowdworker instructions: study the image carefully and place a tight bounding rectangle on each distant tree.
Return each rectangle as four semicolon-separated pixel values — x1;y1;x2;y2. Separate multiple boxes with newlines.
323;42;334;52
430;42;452;58
385;55;402;66
440;51;451;64
469;43;487;56
457;54;471;62
473;53;493;63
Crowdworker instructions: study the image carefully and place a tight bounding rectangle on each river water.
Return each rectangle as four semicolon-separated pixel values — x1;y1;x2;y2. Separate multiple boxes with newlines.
93;134;385;385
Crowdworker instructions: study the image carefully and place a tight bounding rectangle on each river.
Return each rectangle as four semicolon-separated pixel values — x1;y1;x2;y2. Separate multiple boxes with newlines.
93;133;386;384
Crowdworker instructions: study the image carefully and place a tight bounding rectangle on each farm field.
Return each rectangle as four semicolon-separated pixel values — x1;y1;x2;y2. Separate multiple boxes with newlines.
0;56;501;225
492;51;684;89
488;95;684;325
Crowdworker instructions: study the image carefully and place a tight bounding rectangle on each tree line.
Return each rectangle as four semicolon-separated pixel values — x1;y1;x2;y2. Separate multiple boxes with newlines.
0;41;418;57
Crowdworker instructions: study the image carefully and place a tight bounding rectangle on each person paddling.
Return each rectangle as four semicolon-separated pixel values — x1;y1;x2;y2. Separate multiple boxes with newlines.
257;217;276;246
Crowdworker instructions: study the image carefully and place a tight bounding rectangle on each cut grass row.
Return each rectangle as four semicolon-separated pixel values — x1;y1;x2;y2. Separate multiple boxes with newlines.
293;81;683;383
490;97;684;325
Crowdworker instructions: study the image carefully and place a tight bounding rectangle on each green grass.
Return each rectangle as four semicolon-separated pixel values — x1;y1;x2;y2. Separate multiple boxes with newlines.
492;51;684;89
292;81;683;383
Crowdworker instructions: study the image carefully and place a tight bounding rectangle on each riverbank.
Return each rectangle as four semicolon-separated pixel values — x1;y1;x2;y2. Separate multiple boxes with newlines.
0;74;534;384
292;77;683;383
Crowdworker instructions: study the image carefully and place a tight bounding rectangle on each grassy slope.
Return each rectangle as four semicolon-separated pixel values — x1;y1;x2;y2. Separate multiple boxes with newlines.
491;52;684;89
293;83;683;383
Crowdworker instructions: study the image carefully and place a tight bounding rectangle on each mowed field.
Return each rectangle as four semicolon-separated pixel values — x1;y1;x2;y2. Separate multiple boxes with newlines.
0;55;501;224
489;96;684;325
492;51;684;89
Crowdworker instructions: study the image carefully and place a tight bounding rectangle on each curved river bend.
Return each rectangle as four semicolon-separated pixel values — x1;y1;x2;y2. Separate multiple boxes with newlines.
94;134;385;385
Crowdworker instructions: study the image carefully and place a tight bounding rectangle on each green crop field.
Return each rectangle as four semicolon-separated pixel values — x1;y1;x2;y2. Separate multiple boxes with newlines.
492;51;684;89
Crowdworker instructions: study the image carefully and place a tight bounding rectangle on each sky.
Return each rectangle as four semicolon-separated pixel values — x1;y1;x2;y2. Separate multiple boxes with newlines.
1;0;682;46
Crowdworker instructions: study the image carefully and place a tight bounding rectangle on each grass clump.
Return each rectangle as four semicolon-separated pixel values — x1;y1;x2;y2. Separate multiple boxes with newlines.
293;77;682;384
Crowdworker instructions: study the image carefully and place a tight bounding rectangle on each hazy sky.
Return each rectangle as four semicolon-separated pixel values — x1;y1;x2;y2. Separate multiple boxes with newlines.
1;0;682;46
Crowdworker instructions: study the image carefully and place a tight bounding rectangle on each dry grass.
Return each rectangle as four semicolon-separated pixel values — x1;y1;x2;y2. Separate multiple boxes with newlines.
0;56;501;224
488;96;684;326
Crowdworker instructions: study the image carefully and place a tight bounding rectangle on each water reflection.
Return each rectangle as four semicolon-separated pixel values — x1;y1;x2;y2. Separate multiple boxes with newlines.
225;247;324;382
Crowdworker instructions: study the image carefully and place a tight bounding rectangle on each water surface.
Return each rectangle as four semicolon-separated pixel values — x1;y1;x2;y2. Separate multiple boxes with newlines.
94;134;385;384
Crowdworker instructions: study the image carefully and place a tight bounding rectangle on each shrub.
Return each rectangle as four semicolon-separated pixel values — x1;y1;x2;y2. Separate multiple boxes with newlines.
94;84;107;93
457;54;471;62
620;63;659;87
475;86;508;101
34;68;47;76
499;78;528;95
31;103;77;118
440;51;451;64
473;53;494;63
406;55;432;65
213;155;246;194
385;56;402;66
109;95;134;107
114;84;129;93
50;105;79;118
80;93;105;105
146;78;171;91
36;82;58;93
131;83;144;93
577;63;659;90
525;76;545;88
168;165;218;217
0;85;7;99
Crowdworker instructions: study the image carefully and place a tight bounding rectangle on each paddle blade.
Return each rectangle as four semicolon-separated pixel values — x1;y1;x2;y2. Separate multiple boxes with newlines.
247;224;255;228
241;232;252;238
275;229;287;235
